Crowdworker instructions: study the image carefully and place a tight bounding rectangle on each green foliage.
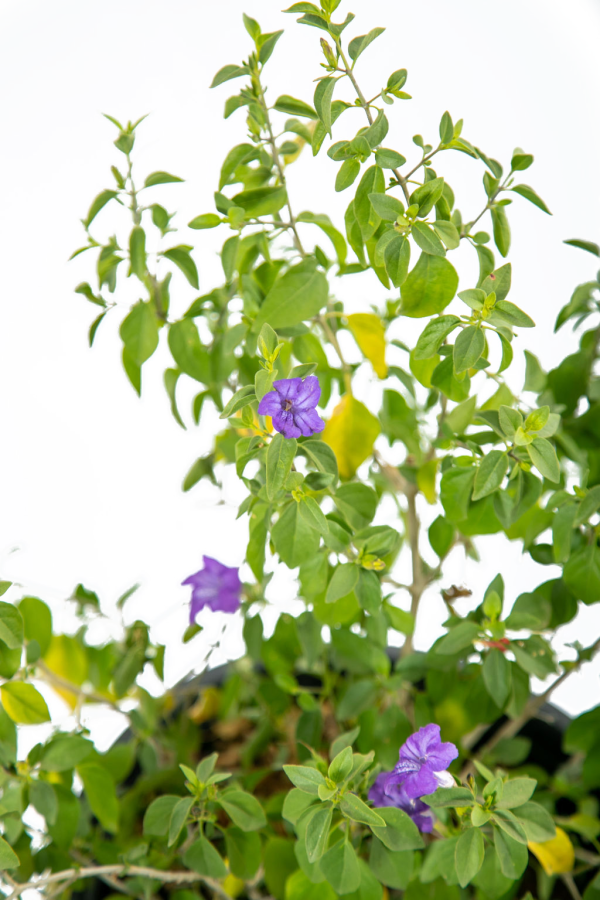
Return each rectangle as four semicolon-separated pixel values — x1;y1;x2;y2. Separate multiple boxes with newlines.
3;6;598;900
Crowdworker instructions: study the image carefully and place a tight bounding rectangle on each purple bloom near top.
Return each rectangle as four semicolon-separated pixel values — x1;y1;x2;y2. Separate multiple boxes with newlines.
183;556;242;622
368;772;434;833
386;723;458;800
257;376;325;440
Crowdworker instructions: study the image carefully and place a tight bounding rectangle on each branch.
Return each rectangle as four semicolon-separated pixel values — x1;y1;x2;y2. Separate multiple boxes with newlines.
463;636;600;765
335;44;411;205
255;74;306;258
1;864;232;900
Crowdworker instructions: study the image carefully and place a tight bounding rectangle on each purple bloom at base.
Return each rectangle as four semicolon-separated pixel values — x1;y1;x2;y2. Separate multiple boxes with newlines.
257;375;325;439
368;772;434;833
183;556;242;622
386;723;459;800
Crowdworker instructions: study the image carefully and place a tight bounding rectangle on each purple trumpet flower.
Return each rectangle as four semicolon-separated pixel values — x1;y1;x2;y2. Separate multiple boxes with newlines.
183;556;242;622
368;771;434;833
257;376;325;439
386;723;459;800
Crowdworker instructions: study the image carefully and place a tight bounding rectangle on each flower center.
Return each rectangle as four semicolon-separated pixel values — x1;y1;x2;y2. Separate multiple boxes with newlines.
284;399;293;411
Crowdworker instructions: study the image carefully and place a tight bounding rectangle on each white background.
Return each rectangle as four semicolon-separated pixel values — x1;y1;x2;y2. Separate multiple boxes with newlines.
1;0;600;745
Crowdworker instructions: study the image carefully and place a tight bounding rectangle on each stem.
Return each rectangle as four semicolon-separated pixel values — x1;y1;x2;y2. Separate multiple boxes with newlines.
562;874;583;900
255;74;306;258
402;485;424;656
126;154;140;226
336;44;411;204
1;865;232;900
404;145;443;180
465;636;600;762
318;315;352;392
35;659;126;713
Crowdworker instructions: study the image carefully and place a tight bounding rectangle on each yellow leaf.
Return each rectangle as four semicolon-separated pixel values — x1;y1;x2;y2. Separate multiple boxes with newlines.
1;682;50;724
347;313;388;379
43;634;88;710
222;873;245;898
417;458;439;504
322;394;380;479
529;827;574;875
188;686;221;724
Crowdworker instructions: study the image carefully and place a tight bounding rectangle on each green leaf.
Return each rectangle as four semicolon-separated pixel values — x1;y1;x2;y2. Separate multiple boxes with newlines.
384;235;410;288
297;212;347;266
84;189;119;227
410;177;444;217
284;764;327;795
30;779;58;825
220;386;257;420
473;451;508;500
368;839;412;890
184;836;228;878
511;184;551;214
77;763;119;833
412;222;446;257
253;263;329;332
119;301;158;366
483;649;511;709
575;485;600;526
439;110;454;144
163;368;185;429
320;839;361;895
453;326;484;373
42;735;93;771
428;515;454;558
258;30;284;64
564;545;600;605
506;591;550;631
348;27;385;62
431;356;470;401
370;806;424;850
336;159;361;192
267;434;298;500
355;166;385;241
375;148;406;168
0;603;24;649
326;564;359;605
493;827;529;879
441;466;476;521
400;252;459;317
143;795;180;836
144;171;183;187
455;827;484;887
305;805;333;862
414;315;460;359
492;809;529;844
274;95;318;118
282;788;318;825
434;219;460;250
168;319;211;383
493;299;535;328
496;778;537;809
329;746;353;783
511;151;534;171
286;870;336;900
272;503;320;569
162;246;199;289
512;801;556;842
0;835;19;869
1;683;50;724
225;827;261;880
421;787;474;808
188;213;221;229
437;621;480;655
298;497;330;537
232;186;288;218
340;794;385;827
491;206;511;257
210;64;249;88
314;77;337;136
334;484;378;530
564;238;600;256
527;438;560;482
219;790;266;832
368;193;403;222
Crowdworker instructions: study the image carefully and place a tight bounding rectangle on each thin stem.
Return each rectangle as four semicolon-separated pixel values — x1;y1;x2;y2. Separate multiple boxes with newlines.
35;659;126;713
402;485;424;656
464;636;600;764
1;865;232;900
562;873;583;900
404;145;443;180
318;315;352;392
255;75;306;258
335;44;411;204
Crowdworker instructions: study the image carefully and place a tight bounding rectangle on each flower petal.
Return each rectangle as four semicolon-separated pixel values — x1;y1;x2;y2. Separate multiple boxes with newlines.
273;377;303;401
400;765;438;799
258;391;283;416
400;723;442;763
294;375;321;410
272;409;302;439
293;407;325;437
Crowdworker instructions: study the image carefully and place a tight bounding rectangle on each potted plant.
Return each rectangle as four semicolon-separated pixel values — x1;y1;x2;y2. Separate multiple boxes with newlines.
1;3;600;900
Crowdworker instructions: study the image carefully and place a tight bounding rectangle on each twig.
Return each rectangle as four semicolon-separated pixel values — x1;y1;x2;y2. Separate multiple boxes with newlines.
462;636;600;769
1;864;232;900
562;873;583;900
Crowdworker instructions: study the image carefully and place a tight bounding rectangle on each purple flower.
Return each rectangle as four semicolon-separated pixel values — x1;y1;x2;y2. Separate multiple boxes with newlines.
386;724;458;800
182;556;242;622
368;772;434;833
257;376;325;439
